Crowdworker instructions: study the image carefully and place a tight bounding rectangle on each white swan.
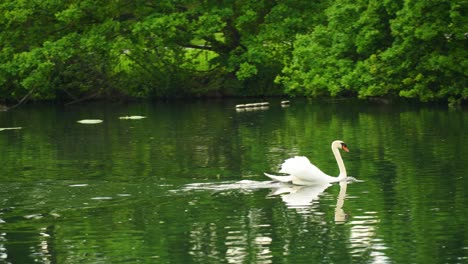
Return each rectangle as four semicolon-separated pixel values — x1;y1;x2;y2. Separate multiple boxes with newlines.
265;140;349;185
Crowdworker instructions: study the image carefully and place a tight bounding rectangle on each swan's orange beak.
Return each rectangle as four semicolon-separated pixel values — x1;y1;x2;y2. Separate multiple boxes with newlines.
342;145;349;152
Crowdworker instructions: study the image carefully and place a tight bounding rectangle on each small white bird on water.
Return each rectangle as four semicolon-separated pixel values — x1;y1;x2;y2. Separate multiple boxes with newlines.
265;140;349;185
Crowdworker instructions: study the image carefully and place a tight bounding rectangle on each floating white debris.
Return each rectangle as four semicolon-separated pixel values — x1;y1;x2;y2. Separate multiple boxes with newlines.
77;119;103;124
281;100;290;105
91;196;113;200
236;102;270;111
0;127;22;132
24;214;43;220
119;115;147;120
69;184;89;187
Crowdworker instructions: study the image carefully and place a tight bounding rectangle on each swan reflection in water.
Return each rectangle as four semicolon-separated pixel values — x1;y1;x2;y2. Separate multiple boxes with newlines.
334;181;349;223
183;179;351;223
268;180;349;223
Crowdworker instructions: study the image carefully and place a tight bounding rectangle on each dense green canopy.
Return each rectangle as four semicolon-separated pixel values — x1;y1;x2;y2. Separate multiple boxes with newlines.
0;0;466;104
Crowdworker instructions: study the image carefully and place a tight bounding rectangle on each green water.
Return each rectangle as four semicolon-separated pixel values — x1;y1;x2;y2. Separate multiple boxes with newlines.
0;99;467;263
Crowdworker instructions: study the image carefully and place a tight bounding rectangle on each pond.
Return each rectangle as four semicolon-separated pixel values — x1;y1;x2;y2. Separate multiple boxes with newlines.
0;99;467;263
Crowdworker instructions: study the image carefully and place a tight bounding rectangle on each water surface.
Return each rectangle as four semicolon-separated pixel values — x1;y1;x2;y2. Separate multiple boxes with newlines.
0;99;466;263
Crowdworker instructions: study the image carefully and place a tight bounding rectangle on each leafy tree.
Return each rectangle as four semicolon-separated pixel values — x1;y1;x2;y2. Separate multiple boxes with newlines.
0;0;127;103
279;0;467;104
127;0;321;96
0;0;466;104
1;0;321;102
278;0;363;97
385;0;467;104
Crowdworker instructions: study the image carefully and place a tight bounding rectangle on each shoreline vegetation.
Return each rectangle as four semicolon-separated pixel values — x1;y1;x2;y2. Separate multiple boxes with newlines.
1;1;466;108
1;95;462;113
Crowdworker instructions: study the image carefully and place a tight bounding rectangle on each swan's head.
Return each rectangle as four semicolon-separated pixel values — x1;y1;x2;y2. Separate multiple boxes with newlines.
332;140;349;152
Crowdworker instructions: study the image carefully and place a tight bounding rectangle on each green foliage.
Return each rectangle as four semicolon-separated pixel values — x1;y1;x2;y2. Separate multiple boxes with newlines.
0;0;466;103
279;0;467;104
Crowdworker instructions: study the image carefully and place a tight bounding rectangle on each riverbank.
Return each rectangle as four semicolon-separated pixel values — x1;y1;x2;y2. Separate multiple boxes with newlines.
1;95;465;114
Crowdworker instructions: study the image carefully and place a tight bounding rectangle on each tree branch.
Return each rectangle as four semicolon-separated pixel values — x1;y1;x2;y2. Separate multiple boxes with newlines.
7;87;36;110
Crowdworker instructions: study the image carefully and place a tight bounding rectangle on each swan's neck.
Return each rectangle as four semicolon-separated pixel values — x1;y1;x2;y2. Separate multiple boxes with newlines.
332;146;347;182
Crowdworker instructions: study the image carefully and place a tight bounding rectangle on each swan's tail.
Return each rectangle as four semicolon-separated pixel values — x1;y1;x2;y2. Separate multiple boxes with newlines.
264;173;293;183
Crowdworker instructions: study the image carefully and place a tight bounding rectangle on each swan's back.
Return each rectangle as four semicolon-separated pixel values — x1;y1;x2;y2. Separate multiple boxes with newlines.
279;156;331;184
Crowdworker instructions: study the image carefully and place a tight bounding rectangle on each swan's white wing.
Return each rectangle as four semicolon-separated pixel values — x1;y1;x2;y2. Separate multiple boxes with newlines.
264;173;293;183
279;156;328;182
